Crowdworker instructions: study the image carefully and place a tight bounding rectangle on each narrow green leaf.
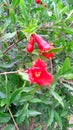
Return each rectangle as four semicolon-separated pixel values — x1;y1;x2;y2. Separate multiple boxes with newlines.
12;0;20;7
63;73;73;80
51;91;64;107
0;92;6;98
23;87;35;93
54;111;62;129
19;0;28;21
4;124;15;130
45;46;64;54
10;88;22;103
0;112;11;123
28;110;41;117
63;83;73;91
47;109;54;126
30;98;42;103
0;50;3;58
63;57;71;72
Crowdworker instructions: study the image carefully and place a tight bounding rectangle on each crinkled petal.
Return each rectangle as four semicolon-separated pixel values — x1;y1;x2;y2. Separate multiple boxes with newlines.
33;58;47;69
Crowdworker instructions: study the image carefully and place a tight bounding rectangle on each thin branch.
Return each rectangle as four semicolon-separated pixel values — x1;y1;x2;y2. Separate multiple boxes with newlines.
8;108;19;130
3;36;26;54
60;79;73;85
49;59;53;74
0;71;18;75
39;22;54;29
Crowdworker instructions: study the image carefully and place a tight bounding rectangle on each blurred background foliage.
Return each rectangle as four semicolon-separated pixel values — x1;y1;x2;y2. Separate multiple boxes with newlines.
0;0;73;129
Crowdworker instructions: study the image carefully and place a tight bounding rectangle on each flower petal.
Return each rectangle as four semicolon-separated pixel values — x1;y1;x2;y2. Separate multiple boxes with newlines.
33;58;46;69
34;34;53;52
26;35;35;53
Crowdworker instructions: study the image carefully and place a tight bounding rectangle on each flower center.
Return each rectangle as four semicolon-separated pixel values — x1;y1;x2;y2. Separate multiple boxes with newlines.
35;71;41;77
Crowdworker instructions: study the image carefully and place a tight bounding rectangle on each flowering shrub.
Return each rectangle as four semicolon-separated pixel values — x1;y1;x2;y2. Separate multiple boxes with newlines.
0;0;73;130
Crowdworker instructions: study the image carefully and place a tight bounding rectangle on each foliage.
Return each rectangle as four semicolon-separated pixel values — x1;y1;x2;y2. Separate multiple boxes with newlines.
0;0;73;129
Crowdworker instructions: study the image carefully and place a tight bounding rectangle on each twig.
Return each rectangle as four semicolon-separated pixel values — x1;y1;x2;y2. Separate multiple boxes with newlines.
60;79;73;85
0;71;18;75
3;36;26;54
39;22;54;29
49;59;53;74
8;108;19;130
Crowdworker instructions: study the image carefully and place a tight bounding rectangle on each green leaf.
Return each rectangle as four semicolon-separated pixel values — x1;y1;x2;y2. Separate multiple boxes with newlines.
30;98;42;103
4;124;15;130
64;27;73;35
28;110;41;117
12;0;20;7
0;50;3;58
54;111;62;129
63;57;71;72
0;92;6;98
63;73;73;80
63;83;73;91
47;109;54;126
23;87;35;93
19;0;28;21
0;112;11;123
58;57;71;76
0;99;7;107
47;46;64;54
34;125;42;130
15;104;29;124
10;88;22;103
51;91;64;107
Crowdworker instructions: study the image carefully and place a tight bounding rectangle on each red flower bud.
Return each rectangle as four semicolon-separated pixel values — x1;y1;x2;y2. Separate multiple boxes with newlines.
26;35;35;53
33;34;54;59
35;0;41;4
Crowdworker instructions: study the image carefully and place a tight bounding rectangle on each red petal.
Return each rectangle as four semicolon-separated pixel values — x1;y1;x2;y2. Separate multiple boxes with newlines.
26;59;53;86
33;58;46;69
42;52;54;59
35;70;53;86
27;67;53;86
26;35;34;53
33;34;53;52
35;0;41;4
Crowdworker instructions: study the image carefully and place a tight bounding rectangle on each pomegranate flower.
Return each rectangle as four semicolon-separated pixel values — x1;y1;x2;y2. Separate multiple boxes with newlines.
26;34;54;59
35;0;41;4
26;59;53;86
33;34;54;59
26;35;34;53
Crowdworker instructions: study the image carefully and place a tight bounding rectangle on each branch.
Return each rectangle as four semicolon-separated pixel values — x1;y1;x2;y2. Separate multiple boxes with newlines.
60;79;73;85
39;22;54;29
49;59;53;74
0;71;18;75
3;36;26;54
8;108;19;130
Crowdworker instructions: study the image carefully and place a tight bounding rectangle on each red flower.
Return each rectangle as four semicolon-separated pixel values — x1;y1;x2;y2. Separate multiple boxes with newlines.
26;34;54;59
26;59;53;86
26;35;34;53
35;0;41;4
33;34;54;59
